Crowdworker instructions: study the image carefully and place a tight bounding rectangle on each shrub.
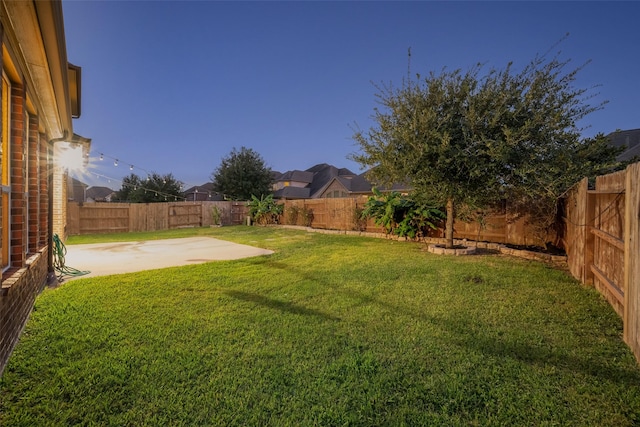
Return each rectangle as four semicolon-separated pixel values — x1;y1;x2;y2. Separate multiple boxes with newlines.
352;207;367;231
211;206;223;226
247;194;283;226
285;206;300;225
361;188;444;239
301;207;314;227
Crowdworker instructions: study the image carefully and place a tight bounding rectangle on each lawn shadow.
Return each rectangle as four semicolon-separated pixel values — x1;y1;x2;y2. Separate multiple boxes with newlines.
223;289;340;322
263;260;640;388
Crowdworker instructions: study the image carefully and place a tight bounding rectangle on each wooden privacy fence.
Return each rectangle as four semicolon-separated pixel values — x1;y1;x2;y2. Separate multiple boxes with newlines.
279;198;556;247
561;161;640;363
67;201;249;235
69;198;557;246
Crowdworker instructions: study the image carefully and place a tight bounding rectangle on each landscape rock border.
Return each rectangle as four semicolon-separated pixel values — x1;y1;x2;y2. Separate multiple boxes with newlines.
427;244;477;256
276;225;568;265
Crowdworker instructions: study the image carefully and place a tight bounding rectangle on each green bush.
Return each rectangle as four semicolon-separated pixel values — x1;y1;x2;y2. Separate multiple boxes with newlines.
247;194;283;225
352;207;367;231
301;207;314;227
211;206;223;226
361;188;444;238
285;206;300;225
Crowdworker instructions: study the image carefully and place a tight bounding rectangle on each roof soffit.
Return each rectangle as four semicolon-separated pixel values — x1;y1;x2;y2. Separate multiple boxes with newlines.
1;0;72;140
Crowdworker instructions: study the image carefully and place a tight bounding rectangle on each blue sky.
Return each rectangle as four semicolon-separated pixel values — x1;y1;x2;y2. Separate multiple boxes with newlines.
62;1;640;190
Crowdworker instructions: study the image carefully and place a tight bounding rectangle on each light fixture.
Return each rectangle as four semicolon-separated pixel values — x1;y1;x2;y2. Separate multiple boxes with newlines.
100;153;103;161
55;142;85;171
114;159;118;166
130;165;134;171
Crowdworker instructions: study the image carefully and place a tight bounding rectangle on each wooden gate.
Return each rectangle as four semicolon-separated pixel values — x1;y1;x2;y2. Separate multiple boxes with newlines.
168;203;202;228
586;171;626;315
562;162;640;363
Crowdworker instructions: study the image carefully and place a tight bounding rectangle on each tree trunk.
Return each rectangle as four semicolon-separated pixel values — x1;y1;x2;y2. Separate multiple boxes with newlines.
445;198;455;249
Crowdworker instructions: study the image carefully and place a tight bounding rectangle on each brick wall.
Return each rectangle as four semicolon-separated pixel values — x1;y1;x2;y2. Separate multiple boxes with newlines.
39;135;49;248
0;80;51;377
10;83;25;267
27;115;40;254
52;167;67;241
0;248;48;376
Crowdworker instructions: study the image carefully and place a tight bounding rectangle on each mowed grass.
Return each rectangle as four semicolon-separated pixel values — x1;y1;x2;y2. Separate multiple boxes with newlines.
1;226;639;426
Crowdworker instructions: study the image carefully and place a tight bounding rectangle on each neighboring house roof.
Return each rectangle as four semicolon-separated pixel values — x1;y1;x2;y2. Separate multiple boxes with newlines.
276;170;314;184
183;183;224;201
273;186;312;199
342;173;375;193
608;129;640;162
273;163;356;199
307;164;356;198
272;163;412;199
273;163;410;200
621;142;640;162
86;186;115;202
183;183;215;194
316;172;411;199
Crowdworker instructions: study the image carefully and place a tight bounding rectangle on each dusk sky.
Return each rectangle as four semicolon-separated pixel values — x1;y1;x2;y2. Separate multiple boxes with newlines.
62;1;640;191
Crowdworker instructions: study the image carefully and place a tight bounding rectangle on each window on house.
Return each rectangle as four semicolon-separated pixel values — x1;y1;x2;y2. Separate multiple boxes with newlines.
1;73;11;270
24;112;30;255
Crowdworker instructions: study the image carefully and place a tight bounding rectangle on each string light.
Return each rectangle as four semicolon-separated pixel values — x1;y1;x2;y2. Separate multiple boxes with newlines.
88;171;193;202
86;150;220;202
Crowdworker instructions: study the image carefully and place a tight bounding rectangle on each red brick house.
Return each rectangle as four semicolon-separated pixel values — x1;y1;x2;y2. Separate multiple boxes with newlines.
0;0;89;376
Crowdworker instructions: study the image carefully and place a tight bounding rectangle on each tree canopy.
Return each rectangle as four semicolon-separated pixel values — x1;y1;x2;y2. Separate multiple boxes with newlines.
211;146;273;200
113;173;184;203
352;50;625;248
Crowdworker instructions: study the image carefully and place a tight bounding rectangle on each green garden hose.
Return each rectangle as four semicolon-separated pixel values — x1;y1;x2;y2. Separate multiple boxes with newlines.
52;234;90;280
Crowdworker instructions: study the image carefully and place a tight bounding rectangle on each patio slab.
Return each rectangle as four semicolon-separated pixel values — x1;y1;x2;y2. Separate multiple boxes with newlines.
61;237;274;280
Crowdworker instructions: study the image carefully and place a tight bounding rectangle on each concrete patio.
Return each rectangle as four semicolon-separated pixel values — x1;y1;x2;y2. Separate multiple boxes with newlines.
61;237;274;280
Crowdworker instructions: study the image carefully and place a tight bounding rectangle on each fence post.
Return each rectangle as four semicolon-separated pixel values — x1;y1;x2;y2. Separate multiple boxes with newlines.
584;187;596;286
624;162;640;361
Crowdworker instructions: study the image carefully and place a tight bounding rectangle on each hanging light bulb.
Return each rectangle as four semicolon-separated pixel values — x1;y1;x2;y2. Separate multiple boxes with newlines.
130;165;134;171
114;159;118;166
100;153;104;161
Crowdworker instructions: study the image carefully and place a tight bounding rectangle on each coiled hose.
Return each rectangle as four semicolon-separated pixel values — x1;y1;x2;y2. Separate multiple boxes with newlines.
52;234;90;281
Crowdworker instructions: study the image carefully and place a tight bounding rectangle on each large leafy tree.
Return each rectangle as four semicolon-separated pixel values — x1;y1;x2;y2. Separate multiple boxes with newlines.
113;172;184;203
211;146;273;200
352;51;625;248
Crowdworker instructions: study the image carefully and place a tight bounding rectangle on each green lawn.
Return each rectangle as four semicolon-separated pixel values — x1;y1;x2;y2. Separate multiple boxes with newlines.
1;226;639;426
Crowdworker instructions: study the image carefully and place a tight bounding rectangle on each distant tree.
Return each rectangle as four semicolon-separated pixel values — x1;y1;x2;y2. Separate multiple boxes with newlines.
352;49;626;249
113;173;184;203
211;146;273;200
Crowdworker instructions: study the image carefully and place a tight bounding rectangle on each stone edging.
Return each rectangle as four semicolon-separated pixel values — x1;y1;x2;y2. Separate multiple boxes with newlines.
274;225;568;264
427;244;477;256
